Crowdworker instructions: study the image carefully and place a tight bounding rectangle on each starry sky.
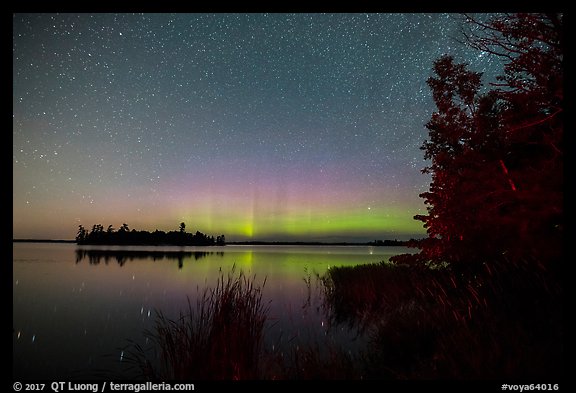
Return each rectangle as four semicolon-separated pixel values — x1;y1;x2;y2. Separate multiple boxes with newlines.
13;13;502;242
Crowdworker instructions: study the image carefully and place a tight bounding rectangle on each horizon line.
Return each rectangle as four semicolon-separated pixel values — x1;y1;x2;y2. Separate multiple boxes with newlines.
13;238;421;245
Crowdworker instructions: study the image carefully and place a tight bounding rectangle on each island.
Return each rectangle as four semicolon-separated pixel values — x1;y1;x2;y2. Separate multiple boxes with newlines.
75;223;225;246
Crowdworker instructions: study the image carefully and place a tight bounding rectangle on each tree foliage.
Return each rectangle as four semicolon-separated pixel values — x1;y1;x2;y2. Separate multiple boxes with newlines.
76;223;226;247
392;13;563;274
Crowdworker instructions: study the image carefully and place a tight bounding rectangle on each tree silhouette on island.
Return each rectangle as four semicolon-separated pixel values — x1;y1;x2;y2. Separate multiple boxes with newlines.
76;222;226;246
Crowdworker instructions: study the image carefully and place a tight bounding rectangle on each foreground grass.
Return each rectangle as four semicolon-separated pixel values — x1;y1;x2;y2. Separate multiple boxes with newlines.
125;259;562;379
322;259;563;379
126;267;268;379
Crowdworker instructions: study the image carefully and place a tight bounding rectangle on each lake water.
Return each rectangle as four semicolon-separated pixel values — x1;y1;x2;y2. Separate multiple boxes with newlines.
13;242;409;379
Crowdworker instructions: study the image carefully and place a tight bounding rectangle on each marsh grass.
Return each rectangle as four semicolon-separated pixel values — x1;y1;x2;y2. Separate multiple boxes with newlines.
283;341;360;379
124;265;366;380
322;258;562;379
126;266;268;379
321;261;422;329
124;257;561;379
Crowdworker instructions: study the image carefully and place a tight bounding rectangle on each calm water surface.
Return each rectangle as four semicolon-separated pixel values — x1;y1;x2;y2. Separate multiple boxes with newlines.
13;242;409;379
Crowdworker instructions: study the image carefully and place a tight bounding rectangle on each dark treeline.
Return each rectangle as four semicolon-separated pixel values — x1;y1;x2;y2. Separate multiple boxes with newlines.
228;239;410;246
76;222;225;246
368;239;408;246
13;239;76;243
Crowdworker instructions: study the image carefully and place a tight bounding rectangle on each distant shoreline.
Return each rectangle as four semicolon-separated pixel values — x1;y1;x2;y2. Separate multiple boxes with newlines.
13;239;76;243
227;240;409;247
13;239;410;246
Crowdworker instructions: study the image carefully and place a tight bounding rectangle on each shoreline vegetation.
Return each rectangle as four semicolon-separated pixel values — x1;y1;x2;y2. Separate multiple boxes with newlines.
13;238;411;247
75;223;226;246
125;267;267;380
125;259;561;380
13;239;77;243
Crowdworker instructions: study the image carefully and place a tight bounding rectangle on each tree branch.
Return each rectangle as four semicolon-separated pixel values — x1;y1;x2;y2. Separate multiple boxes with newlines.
498;159;517;192
508;108;562;133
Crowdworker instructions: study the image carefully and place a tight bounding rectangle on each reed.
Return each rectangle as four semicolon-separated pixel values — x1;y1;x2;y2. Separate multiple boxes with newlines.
321;258;562;379
124;257;561;379
127;266;268;379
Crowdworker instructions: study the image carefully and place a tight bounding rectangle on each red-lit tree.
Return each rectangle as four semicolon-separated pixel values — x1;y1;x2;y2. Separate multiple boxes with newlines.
394;13;563;274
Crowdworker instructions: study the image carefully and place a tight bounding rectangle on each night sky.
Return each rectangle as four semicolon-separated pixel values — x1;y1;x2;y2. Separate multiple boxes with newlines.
13;13;501;242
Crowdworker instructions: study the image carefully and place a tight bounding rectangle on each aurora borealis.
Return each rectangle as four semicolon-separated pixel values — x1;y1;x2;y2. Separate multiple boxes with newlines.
13;13;501;242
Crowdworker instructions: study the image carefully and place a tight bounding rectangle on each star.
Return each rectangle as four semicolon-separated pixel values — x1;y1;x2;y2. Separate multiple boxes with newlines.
13;13;503;242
